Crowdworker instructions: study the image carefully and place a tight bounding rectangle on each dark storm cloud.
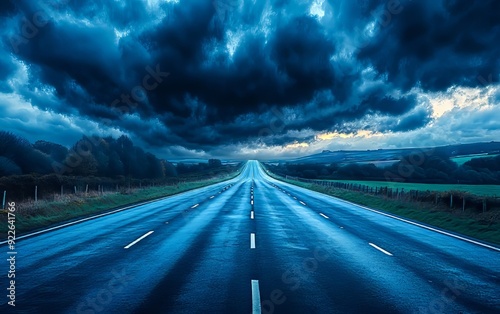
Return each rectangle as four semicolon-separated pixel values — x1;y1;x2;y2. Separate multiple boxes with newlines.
391;108;432;132
356;0;500;91
0;55;15;92
0;1;17;17
0;0;498;155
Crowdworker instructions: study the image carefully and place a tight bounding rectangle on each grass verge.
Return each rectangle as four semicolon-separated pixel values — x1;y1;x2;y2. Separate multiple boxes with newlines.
0;169;241;239
324;179;500;197
265;169;500;246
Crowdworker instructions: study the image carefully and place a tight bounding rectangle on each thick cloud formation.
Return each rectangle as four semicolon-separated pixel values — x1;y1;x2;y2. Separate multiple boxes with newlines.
0;0;498;156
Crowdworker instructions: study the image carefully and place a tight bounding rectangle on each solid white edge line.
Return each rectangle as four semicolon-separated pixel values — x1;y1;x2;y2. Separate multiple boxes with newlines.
337;197;500;252
369;242;393;256
262;172;500;253
319;213;329;219
251;280;262;314
124;231;154;249
191;204;199;209
250;233;256;249
251;211;254;219
0;173;244;245
299;201;306;206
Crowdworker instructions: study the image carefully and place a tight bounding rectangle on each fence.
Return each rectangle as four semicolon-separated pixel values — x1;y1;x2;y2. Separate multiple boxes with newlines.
0;169;238;205
285;175;498;213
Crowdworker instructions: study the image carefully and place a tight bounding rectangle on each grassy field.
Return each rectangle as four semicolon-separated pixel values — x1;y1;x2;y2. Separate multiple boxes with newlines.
451;154;500;166
0;168;242;238
325;179;500;197
264;168;500;246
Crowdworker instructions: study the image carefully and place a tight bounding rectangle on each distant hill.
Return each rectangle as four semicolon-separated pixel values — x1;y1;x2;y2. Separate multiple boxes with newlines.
276;142;500;164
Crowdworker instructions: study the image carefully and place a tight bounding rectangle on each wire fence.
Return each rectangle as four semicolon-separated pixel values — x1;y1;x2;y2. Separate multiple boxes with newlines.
285;175;499;213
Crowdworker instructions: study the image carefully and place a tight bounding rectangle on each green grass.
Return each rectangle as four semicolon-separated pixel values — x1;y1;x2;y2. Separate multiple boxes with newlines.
0;170;241;238
324;179;500;197
451;154;499;166
265;170;500;246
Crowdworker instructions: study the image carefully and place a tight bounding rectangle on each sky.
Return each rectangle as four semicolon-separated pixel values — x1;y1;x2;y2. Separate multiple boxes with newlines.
0;0;499;160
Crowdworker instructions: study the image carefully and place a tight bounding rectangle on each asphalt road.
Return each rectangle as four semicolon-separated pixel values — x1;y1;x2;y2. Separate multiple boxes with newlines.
1;160;499;313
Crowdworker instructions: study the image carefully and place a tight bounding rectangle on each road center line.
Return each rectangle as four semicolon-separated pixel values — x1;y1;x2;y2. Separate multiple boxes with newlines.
191;204;199;209
369;243;393;256
251;211;254;219
319;213;329;219
251;200;254;205
124;231;154;249
250;233;256;249
299;201;306;206
251;280;262;314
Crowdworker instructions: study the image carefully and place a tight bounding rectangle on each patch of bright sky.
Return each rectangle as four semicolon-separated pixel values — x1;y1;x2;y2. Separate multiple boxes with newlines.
429;85;497;118
114;28;130;44
284;141;309;149
309;0;325;20
258;4;274;39
0;92;124;146
226;29;244;58
316;130;383;141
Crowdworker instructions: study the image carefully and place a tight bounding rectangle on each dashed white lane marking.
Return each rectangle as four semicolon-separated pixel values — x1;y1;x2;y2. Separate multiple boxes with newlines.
251;200;254;205
165;222;169;224
210;196;215;199
293;197;297;200
319;213;329;219
251;211;254;219
251;280;262;314
191;204;199;209
369;243;393;256
299;201;306;206
250;233;256;249
124;231;154;249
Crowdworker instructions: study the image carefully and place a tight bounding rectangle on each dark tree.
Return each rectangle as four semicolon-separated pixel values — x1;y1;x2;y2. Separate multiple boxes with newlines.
208;159;222;168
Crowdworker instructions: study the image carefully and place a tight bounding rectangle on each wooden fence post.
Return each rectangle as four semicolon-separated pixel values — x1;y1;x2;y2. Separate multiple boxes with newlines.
61;185;63;197
85;184;88;196
2;191;6;209
35;185;38;203
74;186;77;194
450;194;453;208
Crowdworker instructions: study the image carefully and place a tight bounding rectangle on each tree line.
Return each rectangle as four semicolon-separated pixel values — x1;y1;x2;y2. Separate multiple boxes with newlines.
0;131;224;179
265;153;500;184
